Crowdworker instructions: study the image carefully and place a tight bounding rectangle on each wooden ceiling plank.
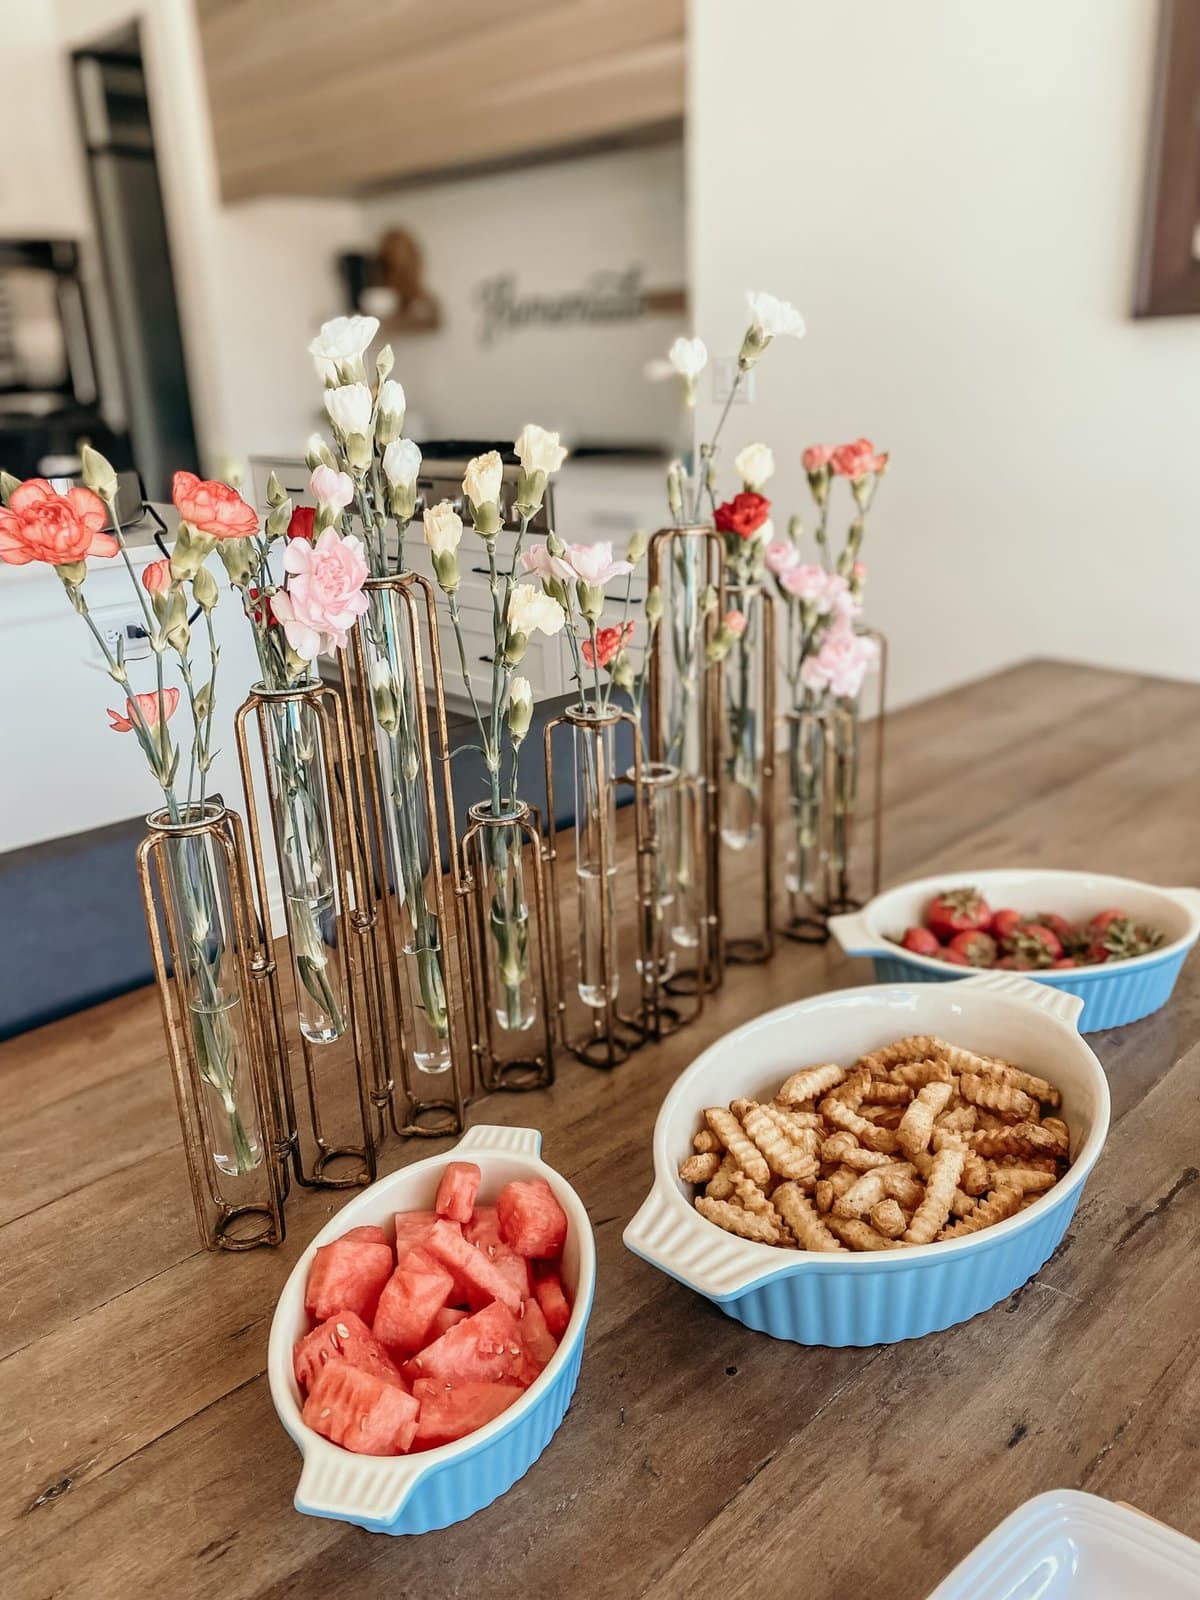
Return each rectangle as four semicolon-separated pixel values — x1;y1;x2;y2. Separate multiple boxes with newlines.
217;38;684;198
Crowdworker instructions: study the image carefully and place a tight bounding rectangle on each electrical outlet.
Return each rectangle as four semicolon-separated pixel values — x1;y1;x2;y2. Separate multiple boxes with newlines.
97;611;153;662
712;357;755;405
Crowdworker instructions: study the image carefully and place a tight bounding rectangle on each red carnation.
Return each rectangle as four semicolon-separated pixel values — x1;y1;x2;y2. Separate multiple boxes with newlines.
582;620;635;669
713;491;771;540
287;505;316;542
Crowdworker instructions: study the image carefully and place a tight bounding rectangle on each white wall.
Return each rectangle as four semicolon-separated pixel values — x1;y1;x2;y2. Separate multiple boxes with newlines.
690;0;1200;708
362;144;686;446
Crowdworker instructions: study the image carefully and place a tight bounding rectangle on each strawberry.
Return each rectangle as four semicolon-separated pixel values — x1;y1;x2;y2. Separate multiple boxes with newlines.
938;947;972;966
1083;942;1111;966
1087;909;1128;938
1034;912;1076;947
900;926;941;956
1089;915;1165;963
989;908;1024;945
1050;957;1078;969
1009;921;1063;968
925;887;992;943
996;952;1039;971
947;929;998;968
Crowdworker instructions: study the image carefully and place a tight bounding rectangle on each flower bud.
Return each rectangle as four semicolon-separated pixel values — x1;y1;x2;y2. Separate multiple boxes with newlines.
700;584;718;617
164;587;191;651
666;460;686;522
376;343;395;381
191;564;219;612
546;530;567;559
645;585;663;626
56;560;88;600
577;579;604;622
305;433;334;471
217;537;255;589
266;471;287;508
371;659;399;736
170;523;215;581
193;680;214;721
0;468;20;504
627;528;648;564
507;677;533;744
610;651;635;692
345;433;372;474
503;628;529;667
375;379;406;446
787;513;804;544
81;444;118;500
265;497;293;540
738;322;770;369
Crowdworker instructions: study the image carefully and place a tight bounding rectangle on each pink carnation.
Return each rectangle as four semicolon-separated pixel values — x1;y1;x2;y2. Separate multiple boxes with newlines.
521;542;573;583
764;538;800;577
560;541;633;586
800;621;879;699
724;609;748;638
802;444;835;473
271;526;369;660
830;438;888;479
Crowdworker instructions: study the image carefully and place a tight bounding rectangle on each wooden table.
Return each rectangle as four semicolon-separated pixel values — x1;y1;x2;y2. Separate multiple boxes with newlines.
5;660;1200;1600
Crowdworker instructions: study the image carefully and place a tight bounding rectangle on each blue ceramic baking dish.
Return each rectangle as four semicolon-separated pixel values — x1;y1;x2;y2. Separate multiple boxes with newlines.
829;869;1200;1032
268;1124;595;1535
624;972;1108;1346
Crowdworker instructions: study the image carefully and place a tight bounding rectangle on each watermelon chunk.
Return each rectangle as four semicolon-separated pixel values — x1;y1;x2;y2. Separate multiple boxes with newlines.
305;1234;394;1325
423;1218;523;1313
533;1268;572;1338
403;1298;528;1386
463;1205;499;1248
373;1246;455;1354
341;1224;390;1248
293;1310;404;1394
411;1378;524;1448
435;1161;482;1225
302;1360;419;1455
429;1305;470;1338
520;1297;558;1369
496;1179;569;1259
393;1210;442;1264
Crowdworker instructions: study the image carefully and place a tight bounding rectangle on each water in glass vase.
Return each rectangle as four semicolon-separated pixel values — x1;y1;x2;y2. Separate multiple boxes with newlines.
572;715;620;1009
481;815;536;1033
576;861;619;1007
284;887;345;1045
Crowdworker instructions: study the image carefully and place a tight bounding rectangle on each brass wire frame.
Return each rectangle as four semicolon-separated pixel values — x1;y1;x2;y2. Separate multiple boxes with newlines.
233;680;380;1190
722;583;777;966
344;572;470;1134
542;704;647;1068
780;627;888;942
646;525;726;998
137;804;288;1251
635;758;707;1041
457;799;556;1091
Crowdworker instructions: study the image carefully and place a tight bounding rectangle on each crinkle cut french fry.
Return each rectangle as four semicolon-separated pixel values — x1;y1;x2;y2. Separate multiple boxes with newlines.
731;1172;776;1218
821;1096;899;1153
704;1107;770;1188
824;1067;871;1107
827;1215;903;1251
888;1057;954;1089
938;1043;1062;1108
773;1182;844;1252
776;1062;846;1106
860;1079;914;1105
870;1198;907;1239
940;1184;1023;1238
897;1080;953;1160
693;1127;721;1154
904;1146;965;1244
935;1104;977;1133
695;1195;784;1244
991;1165;1057;1196
958;1073;1036;1122
833;1167;893;1218
861;1034;946;1070
705;1152;739;1201
679;1152;721;1184
733;1100;820;1180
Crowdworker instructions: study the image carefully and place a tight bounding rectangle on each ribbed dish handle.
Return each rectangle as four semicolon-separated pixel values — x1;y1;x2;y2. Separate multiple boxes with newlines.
455;1124;543;1158
624;1180;786;1301
296;1450;424;1526
957;968;1084;1028
827;909;878;957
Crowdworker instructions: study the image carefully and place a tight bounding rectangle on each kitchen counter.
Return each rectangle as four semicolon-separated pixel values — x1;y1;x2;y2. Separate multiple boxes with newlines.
4;660;1200;1598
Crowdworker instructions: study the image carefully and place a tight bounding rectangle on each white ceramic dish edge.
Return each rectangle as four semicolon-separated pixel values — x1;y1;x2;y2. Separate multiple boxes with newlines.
926;1489;1200;1598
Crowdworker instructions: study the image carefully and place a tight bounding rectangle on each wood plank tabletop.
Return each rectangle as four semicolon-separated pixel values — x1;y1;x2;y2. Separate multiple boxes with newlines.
5;658;1200;1600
